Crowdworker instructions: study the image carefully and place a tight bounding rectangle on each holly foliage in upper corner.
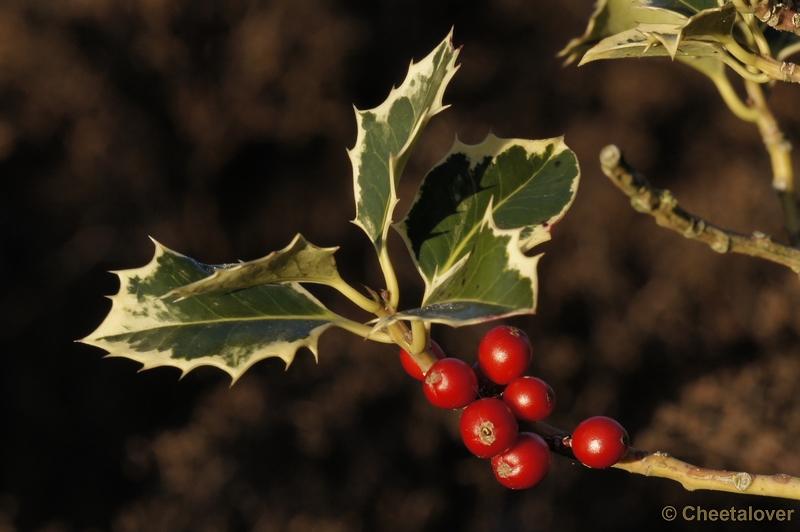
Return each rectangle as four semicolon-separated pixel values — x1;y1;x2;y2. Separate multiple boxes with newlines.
80;30;580;382
560;0;800;84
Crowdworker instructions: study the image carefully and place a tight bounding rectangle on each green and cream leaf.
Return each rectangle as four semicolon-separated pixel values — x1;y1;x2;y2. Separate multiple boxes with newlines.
579;4;736;63
80;240;349;382
376;206;540;329
396;133;578;295
641;0;721;18
349;30;460;253
559;0;686;64
163;234;341;299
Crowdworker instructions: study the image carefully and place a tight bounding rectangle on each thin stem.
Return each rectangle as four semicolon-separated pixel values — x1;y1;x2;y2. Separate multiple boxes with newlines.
725;57;772;84
335;318;394;343
752;54;800;83
409;319;428;355
716;35;799;84
718;35;759;67
744;81;800;245
708;71;759;122
329;276;382;314
531;422;800;500
735;6;772;56
378;245;400;310
372;303;438;374
599;145;800;273
732;0;752;14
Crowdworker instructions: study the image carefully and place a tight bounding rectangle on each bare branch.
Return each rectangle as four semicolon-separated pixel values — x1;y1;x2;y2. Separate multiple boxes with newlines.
599;145;800;274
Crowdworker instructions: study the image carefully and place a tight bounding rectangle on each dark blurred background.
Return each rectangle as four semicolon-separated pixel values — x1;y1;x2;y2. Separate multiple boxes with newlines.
3;0;800;530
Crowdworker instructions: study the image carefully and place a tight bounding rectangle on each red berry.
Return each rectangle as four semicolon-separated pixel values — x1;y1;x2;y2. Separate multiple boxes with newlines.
477;325;532;385
423;358;478;409
570;416;629;469
400;340;446;381
459;398;518;458
503;376;556;422
491;432;551;489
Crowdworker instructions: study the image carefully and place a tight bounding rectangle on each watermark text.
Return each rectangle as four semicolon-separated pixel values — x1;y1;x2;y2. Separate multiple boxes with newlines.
662;505;794;522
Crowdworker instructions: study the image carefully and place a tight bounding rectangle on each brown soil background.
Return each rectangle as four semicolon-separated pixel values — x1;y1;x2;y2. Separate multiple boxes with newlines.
3;0;800;530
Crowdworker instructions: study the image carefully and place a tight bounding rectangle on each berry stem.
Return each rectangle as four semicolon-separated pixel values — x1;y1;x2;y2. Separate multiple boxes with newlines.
528;421;800;500
374;305;438;374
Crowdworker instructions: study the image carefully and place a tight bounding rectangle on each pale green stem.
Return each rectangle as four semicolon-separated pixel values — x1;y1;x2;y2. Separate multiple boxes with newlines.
733;3;772;56
718;35;760;67
718;34;800;83
329;276;382;314
709;72;759;122
726;58;772;83
377;245;400;310
746;16;771;56
744;81;800;244
335;318;394;343
374;308;438;375
409;319;428;355
752;54;800;83
731;0;751;13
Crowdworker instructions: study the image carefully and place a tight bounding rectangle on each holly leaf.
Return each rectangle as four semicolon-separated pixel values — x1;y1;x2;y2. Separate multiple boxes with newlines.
559;0;686;65
397;133;578;294
162;234;344;300
349;30;460;253
376;205;541;329
641;0;720;18
79;240;346;382
579;4;736;63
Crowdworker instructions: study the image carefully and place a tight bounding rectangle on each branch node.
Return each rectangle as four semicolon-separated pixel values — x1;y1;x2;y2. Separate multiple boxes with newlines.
710;235;732;253
599;144;621;171
734;472;754;491
631;195;654;213
780;61;797;82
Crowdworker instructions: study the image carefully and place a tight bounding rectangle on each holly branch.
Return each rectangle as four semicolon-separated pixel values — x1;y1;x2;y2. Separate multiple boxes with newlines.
532;421;800;500
599;144;800;274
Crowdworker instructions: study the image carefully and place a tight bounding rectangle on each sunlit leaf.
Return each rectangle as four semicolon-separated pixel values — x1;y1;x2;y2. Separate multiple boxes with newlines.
559;0;685;64
350;30;460;254
641;0;721;17
579;19;737;65
80;240;345;382
162;234;343;300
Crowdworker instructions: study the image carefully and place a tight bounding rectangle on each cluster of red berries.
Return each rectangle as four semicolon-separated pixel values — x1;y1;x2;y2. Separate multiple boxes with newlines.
399;325;630;489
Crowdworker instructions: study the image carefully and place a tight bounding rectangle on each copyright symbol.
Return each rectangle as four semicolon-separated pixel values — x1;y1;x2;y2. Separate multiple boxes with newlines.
662;506;677;521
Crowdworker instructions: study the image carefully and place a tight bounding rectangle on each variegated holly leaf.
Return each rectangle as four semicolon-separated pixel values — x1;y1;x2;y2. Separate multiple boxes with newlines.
80;239;347;382
396;133;578;296
579;4;736;63
376;205;541;329
641;0;721;18
162;234;343;300
559;0;686;65
350;30;460;253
